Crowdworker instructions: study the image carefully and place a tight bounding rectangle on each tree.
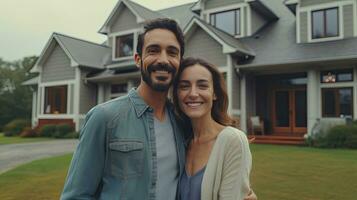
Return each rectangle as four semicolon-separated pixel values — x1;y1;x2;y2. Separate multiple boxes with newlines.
0;56;38;130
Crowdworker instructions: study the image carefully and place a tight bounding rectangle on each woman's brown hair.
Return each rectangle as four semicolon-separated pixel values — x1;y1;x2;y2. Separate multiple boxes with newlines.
172;57;236;133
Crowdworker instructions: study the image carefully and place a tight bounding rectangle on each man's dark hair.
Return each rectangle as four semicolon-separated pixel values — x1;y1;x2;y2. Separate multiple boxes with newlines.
136;18;185;58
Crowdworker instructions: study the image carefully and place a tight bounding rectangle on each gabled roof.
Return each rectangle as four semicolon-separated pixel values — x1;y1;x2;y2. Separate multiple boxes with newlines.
30;33;110;73
22;76;39;86
192;0;278;20
184;17;255;56
158;2;197;28
239;0;357;69
99;0;165;34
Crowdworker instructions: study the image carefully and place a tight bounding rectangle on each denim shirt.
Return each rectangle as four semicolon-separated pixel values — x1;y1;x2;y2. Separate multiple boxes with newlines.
61;88;186;200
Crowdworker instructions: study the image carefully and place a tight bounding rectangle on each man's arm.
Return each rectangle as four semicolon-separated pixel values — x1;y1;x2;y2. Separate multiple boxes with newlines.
244;189;257;200
61;106;107;200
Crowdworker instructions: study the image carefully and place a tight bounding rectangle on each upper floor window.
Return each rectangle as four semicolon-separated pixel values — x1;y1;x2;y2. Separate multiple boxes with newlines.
321;69;353;83
115;34;134;58
312;7;339;39
210;9;240;36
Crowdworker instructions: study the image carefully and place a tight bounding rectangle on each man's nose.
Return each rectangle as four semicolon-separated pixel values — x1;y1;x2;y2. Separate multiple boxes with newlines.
157;51;169;65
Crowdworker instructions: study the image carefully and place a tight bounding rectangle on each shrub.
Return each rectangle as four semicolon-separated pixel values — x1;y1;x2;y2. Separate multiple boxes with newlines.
39;124;57;137
53;124;74;138
315;124;357;149
63;131;80;139
3;119;30;136
20;127;39;138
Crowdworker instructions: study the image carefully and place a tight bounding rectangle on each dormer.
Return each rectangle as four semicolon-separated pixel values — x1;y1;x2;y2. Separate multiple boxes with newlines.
192;0;278;38
98;0;164;63
289;0;357;43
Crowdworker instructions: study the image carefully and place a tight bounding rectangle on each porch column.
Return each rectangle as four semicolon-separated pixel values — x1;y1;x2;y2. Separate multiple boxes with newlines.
97;84;105;104
240;75;247;133
32;88;38;128
307;69;318;135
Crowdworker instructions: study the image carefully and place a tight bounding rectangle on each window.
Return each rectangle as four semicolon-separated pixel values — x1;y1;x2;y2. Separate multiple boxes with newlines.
312;7;339;39
321;69;353;83
44;85;67;114
210;9;240;36
322;88;353;117
115;34;134;58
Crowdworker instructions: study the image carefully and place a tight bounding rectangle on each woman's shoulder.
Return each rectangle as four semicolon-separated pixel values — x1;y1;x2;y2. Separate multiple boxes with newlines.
218;126;249;149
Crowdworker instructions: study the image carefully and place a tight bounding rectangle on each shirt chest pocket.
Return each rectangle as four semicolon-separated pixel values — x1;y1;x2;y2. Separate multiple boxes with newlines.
109;140;144;179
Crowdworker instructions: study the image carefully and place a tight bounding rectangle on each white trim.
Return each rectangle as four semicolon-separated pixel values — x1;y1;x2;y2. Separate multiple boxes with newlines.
38;114;75;119
184;18;236;54
240;75;247;132
54;35;79;67
39;80;75;87
296;5;301;43
306;5;345;43
74;67;81;131
203;3;247;38
32;90;37;127
354;0;357;37
246;5;252;36
110;29;140;62
227;55;233;115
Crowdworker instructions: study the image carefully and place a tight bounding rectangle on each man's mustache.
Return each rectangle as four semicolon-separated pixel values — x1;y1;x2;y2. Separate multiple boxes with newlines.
147;63;176;74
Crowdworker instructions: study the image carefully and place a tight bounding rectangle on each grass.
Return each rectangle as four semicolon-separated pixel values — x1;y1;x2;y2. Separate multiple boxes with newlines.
0;145;356;200
250;144;357;200
0;154;72;200
0;133;52;145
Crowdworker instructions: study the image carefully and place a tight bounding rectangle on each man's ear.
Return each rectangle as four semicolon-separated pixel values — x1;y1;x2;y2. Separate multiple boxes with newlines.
134;53;141;69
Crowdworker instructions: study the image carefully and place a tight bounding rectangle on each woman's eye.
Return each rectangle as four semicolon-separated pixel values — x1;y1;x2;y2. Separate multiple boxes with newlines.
198;84;209;89
178;84;189;90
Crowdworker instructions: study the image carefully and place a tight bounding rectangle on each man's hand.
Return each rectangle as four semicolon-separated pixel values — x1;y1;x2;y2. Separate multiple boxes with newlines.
244;189;257;200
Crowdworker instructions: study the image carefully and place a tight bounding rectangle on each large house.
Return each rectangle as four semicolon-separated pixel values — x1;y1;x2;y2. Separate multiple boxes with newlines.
24;0;357;143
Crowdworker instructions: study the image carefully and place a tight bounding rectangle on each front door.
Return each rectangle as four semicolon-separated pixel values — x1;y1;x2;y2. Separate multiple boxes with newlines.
272;88;307;135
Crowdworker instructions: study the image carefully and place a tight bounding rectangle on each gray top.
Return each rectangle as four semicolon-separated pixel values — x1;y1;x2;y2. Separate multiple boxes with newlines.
154;109;179;200
179;166;206;200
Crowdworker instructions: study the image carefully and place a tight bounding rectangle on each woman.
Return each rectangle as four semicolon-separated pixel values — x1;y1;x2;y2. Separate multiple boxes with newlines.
173;57;253;200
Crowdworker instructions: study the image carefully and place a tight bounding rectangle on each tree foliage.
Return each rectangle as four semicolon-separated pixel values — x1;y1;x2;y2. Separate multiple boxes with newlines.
0;56;38;130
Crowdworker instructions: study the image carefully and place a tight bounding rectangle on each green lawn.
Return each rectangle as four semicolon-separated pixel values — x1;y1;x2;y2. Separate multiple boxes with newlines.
0;145;356;200
0;133;52;145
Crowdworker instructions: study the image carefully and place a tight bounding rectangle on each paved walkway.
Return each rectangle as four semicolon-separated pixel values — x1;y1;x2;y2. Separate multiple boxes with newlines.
0;139;78;174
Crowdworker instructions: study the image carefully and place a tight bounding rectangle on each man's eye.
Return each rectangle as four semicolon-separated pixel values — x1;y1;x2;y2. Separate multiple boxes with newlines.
147;48;159;54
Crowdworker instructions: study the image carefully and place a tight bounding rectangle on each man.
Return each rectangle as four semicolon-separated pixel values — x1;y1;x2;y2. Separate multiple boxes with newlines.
61;18;256;200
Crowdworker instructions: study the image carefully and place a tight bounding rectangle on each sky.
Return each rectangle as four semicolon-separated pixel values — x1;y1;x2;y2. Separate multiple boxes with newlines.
0;0;197;61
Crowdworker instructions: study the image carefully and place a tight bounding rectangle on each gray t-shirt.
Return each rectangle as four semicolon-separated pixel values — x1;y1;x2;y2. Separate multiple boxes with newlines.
154;110;179;200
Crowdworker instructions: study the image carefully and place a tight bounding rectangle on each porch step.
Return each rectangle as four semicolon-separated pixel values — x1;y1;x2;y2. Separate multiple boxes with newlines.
248;135;305;146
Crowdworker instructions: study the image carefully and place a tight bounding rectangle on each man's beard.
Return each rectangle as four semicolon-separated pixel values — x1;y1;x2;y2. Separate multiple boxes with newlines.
141;61;176;92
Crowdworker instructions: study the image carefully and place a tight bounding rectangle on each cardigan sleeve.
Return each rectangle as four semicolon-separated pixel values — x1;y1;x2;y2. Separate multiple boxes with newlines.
218;129;252;200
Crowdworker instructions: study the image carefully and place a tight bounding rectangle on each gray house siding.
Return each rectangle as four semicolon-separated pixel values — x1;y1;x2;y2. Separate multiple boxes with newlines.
300;11;308;43
205;0;244;10
343;4;354;38
110;5;140;33
79;70;97;114
244;6;248;36
251;8;267;35
300;0;339;7
41;44;75;82
185;28;226;67
232;70;240;110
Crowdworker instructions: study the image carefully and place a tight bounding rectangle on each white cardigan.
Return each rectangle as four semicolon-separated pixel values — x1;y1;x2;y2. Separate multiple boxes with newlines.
201;126;252;200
